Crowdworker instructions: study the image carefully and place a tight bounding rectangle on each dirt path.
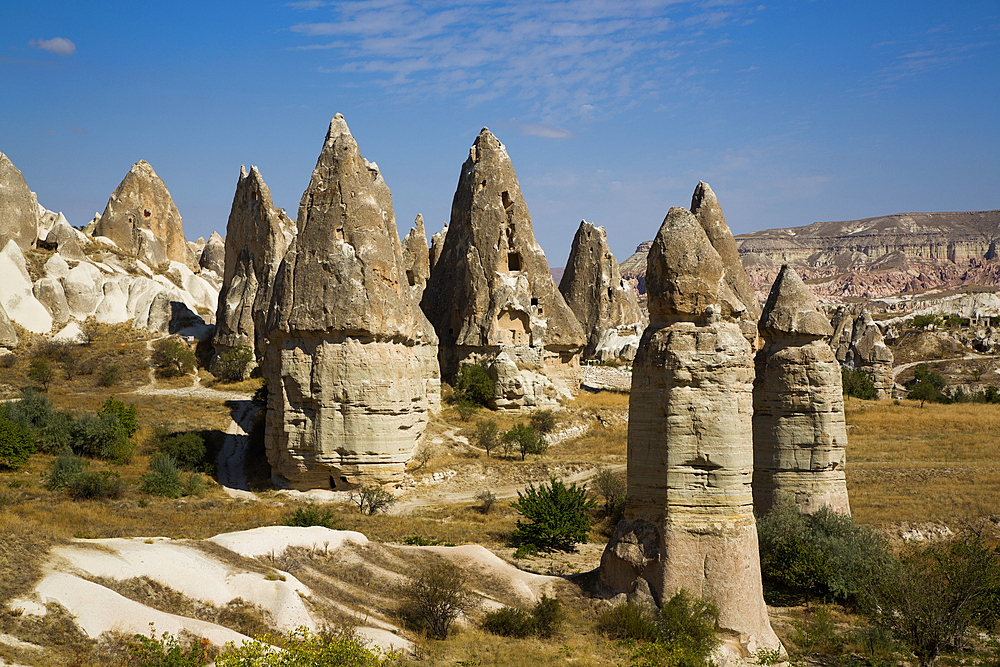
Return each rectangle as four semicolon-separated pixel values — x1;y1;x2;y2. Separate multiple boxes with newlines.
129;336;253;401
891;353;996;387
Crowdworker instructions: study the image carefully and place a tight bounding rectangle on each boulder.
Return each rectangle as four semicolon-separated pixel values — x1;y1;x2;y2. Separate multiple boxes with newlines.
40;216;87;261
600;206;781;653
213;166;294;361
753;265;851;516
62;262;105;320
33;277;71;325
0;151;40;251
94;279;130;325
94;160;191;269
401;214;430;299
199;231;226;277
420;128;585;405
558;220;644;359
44;253;70;279
263;114;440;490
0;240;52;333
52;321;87;344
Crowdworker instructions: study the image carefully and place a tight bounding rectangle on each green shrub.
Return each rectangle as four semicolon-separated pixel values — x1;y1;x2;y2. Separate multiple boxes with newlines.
46;450;86;490
399;560;474;640
599;591;720;667
5;387;56;431
511;477;597;551
153;337;196;377
68;470;125;500
502;423;548;461
71;412;135;462
28;357;54;391
0;418;34;470
128;628;210;667
97;363;122;387
214;345;255;382
531;595;563;638
909;314;941;329
842;367;878;400
35;411;76;454
349;485;397;515
907;365;950;406
592;467;627;514
598;601;661;642
284;504;340;529
482;606;535;638
157;431;207;471
99;396;139;439
216;626;395;667
530;409;556;434
183;472;207;496
140;453;184;498
474;419;500;457
659;589;720;658
454;364;494;408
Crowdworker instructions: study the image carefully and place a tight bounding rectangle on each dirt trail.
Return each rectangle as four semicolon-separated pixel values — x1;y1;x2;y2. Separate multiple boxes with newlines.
891;353;996;387
129;336;252;401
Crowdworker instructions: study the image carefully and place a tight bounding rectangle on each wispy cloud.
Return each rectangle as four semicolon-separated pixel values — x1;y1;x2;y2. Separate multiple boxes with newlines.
285;1;761;119
29;37;76;56
517;123;577;139
867;24;995;86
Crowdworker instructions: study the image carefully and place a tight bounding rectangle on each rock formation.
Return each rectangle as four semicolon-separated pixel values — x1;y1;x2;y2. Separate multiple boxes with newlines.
420;128;585;407
0;151;39;251
753;265;851;516
199;231;226;277
558;220;643;361
429;223;447;271
263;114;439;490
94;160;192;269
0;240;52;334
213;166;294;361
830;308;894;398
401;214;430;299
600;206;780;653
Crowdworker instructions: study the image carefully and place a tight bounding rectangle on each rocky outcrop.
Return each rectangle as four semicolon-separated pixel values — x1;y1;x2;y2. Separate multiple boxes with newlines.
0;301;18;349
39;216;87;261
214;166;294;361
0;151;39;251
429;223;447;271
0;240;52;333
402;214;430;299
421;128;585;407
199;231;226;277
600;206;780;652
94;160;192;269
831;308;894;398
753;265;851;516
558;220;644;361
263;114;439;490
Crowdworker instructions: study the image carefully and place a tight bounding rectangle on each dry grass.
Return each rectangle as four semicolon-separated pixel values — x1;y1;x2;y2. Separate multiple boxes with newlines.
566;391;630;411
846;399;1000;526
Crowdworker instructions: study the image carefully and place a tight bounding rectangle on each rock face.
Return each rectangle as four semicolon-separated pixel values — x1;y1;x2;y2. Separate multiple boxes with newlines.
0;151;39;251
753;265;851;516
199;231;226;277
421;128;585;407
213;166;294;361
401;214;430;299
94;161;192;269
830;308;894;398
600;206;780;652
0;240;52;333
429;223;447;271
558;220;644;360
263;114;439;490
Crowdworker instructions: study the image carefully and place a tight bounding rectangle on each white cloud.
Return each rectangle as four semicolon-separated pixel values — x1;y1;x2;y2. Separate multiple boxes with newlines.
29;37;76;56
518;123;578;139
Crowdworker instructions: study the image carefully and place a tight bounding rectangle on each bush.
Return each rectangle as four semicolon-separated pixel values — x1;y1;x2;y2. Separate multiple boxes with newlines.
907;365;950;406
349;485;397;515
97;363;122;387
98;396;139;439
140;453;184;498
474;419;500;458
842;367;877;400
214;345;255;382
597;601;661;642
183;471;207;496
157;431;207;471
599;591;720;667
502;422;548;461
531;595;563;638
454;364;494;408
482;606;535;638
284;504;340;529
216;626;395;667
400;560;475;640
4;387;56;431
592;467;626;514
153;337;196;377
46;450;86;490
127;628;210;667
659;589;720;658
71;412;135;462
530;409;556;434
757;500;890;604
0;418;34;470
909;313;942;329
28;357;54;391
251;382;268;408
35;411;75;454
511;477;597;551
476;489;497;515
68;470;125;500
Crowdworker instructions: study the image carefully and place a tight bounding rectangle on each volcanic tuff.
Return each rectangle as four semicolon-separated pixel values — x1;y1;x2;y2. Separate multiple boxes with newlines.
558;220;643;360
753;264;851;516
94;160;194;269
401;214;430;300
0;151;39;251
214;165;294;361
263;114;439;490
420;128;585;407
830;308;894;398
600;206;781;653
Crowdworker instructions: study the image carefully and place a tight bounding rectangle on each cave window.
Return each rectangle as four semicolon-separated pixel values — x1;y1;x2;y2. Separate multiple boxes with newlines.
143;209;151;218
406;269;416;287
508;252;522;272
531;298;538;306
501;190;513;212
330;476;336;489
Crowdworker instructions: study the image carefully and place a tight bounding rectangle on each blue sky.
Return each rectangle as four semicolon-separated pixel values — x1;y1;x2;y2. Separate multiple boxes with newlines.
2;1;998;263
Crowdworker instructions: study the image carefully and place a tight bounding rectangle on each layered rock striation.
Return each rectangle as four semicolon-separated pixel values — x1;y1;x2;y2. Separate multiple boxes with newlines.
214;166;294;361
753;265;851;516
94;160;193;269
558;220;644;361
600;206;780;652
263;114;439;490
421;128;585;408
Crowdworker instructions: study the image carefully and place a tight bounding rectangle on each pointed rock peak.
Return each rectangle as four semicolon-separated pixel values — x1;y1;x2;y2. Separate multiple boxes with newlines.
240;165;248;179
207;231;224;244
326;113;353;143
413;214;425;234
760;264;833;338
470;127;506;162
690;181;720;219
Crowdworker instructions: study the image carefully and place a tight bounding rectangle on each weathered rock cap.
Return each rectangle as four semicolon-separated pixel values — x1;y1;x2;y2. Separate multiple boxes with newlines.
759;264;833;338
646;206;746;325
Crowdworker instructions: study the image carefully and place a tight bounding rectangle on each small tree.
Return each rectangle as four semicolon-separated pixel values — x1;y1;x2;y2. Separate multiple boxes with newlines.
28;358;54;392
454;364;494;408
908;365;950;407
842;367;877;400
400;559;475;640
511;477;597;551
591;467;626;514
529;410;556;435
98;396;139;439
0;419;34;470
503;423;548;461
350;485;397;515
476;489;497;514
153;337;196;377
214;345;255;382
474;419;500;458
140;453;184;498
